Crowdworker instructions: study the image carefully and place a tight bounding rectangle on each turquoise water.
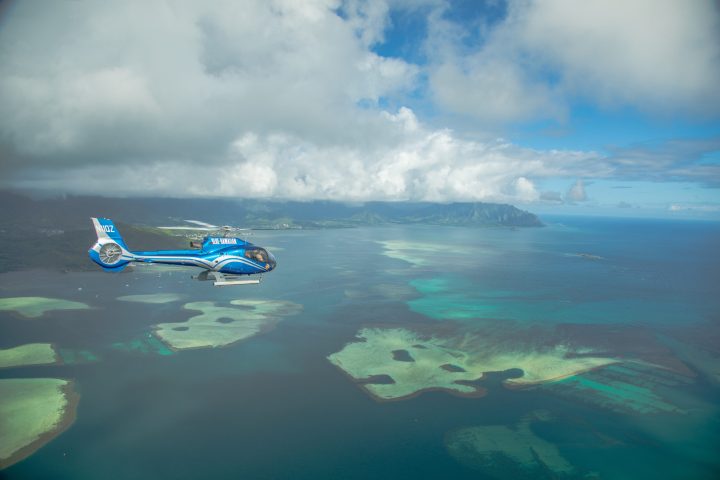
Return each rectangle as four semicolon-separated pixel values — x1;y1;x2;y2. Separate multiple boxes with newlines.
1;216;719;479
405;217;719;326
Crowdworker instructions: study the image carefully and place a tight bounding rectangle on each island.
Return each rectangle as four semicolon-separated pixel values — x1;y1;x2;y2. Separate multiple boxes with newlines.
0;343;58;369
328;327;624;401
0;378;79;469
153;299;302;350
0;297;90;318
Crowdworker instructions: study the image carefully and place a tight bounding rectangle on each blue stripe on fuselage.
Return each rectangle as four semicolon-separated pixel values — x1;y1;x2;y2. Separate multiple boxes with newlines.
131;249;208;257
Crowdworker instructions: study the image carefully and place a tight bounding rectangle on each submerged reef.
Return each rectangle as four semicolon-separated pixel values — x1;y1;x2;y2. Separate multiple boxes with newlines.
57;348;100;364
0;378;78;469
117;293;183;304
0;296;89;318
543;363;691;414
379;240;442;266
328;327;623;400
154;299;302;350
446;411;576;479
111;333;175;356
378;240;476;267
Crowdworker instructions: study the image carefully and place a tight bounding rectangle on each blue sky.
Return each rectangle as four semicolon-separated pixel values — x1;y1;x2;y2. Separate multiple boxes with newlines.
366;0;720;217
0;0;718;218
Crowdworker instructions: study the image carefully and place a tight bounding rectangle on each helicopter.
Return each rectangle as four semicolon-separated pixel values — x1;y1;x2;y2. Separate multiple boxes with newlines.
88;218;276;286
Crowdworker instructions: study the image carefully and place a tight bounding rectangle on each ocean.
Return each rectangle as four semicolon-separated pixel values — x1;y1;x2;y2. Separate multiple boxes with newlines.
1;216;719;479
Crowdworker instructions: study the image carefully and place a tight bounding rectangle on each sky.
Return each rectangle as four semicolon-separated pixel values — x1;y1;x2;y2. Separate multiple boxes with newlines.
0;0;718;218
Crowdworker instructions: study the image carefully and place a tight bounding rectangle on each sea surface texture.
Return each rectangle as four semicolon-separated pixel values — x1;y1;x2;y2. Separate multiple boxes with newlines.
1;216;719;479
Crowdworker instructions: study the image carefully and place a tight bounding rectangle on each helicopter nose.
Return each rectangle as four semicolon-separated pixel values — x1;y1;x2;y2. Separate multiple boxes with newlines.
268;251;277;270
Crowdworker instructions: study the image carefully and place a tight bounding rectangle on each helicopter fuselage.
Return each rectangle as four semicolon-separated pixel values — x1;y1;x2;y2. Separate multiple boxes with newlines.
88;218;276;282
127;236;276;275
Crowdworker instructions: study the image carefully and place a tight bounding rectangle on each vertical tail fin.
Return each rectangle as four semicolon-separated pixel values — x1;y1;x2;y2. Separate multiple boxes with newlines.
91;217;128;249
89;217;132;271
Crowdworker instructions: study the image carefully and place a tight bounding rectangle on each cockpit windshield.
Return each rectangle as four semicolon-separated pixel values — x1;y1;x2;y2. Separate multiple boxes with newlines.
244;248;269;264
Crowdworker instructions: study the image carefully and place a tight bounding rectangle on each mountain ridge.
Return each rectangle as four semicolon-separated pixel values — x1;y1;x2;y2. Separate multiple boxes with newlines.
0;191;542;272
0;191;543;229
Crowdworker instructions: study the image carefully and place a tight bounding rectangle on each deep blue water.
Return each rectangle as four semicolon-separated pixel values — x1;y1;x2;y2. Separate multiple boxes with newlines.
1;215;719;479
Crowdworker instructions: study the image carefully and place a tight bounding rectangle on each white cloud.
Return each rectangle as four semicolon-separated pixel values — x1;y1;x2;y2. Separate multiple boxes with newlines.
8;106;604;203
430;59;564;124
0;0;417;169
0;0;717;205
427;0;720;121
566;179;588;202
517;0;720;111
512;177;540;203
340;0;391;47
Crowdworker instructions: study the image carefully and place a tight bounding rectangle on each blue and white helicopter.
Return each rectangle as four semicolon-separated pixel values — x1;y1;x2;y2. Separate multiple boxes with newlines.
88;217;276;286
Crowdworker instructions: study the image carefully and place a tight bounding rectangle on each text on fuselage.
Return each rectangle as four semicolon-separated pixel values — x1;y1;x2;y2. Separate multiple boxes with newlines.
210;238;238;245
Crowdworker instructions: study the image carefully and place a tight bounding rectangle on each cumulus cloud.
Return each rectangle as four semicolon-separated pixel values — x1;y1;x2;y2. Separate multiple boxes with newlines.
427;0;720;121
0;0;417;170
7;107;602;202
0;0;717;204
0;0;588;203
565;179;588;203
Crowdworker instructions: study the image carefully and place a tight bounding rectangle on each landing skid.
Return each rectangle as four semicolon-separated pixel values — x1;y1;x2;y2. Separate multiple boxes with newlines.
214;278;261;286
193;271;262;287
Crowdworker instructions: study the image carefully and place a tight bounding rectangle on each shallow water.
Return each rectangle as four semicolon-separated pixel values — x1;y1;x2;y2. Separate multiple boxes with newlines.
1;216;719;479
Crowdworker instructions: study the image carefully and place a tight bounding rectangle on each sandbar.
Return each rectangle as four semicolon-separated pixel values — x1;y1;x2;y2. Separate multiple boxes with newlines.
0;378;78;469
0;297;90;318
0;343;58;369
153;299;301;350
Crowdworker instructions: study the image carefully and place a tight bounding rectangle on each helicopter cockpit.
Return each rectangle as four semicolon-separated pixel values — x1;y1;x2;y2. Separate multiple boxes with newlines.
244;247;276;268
